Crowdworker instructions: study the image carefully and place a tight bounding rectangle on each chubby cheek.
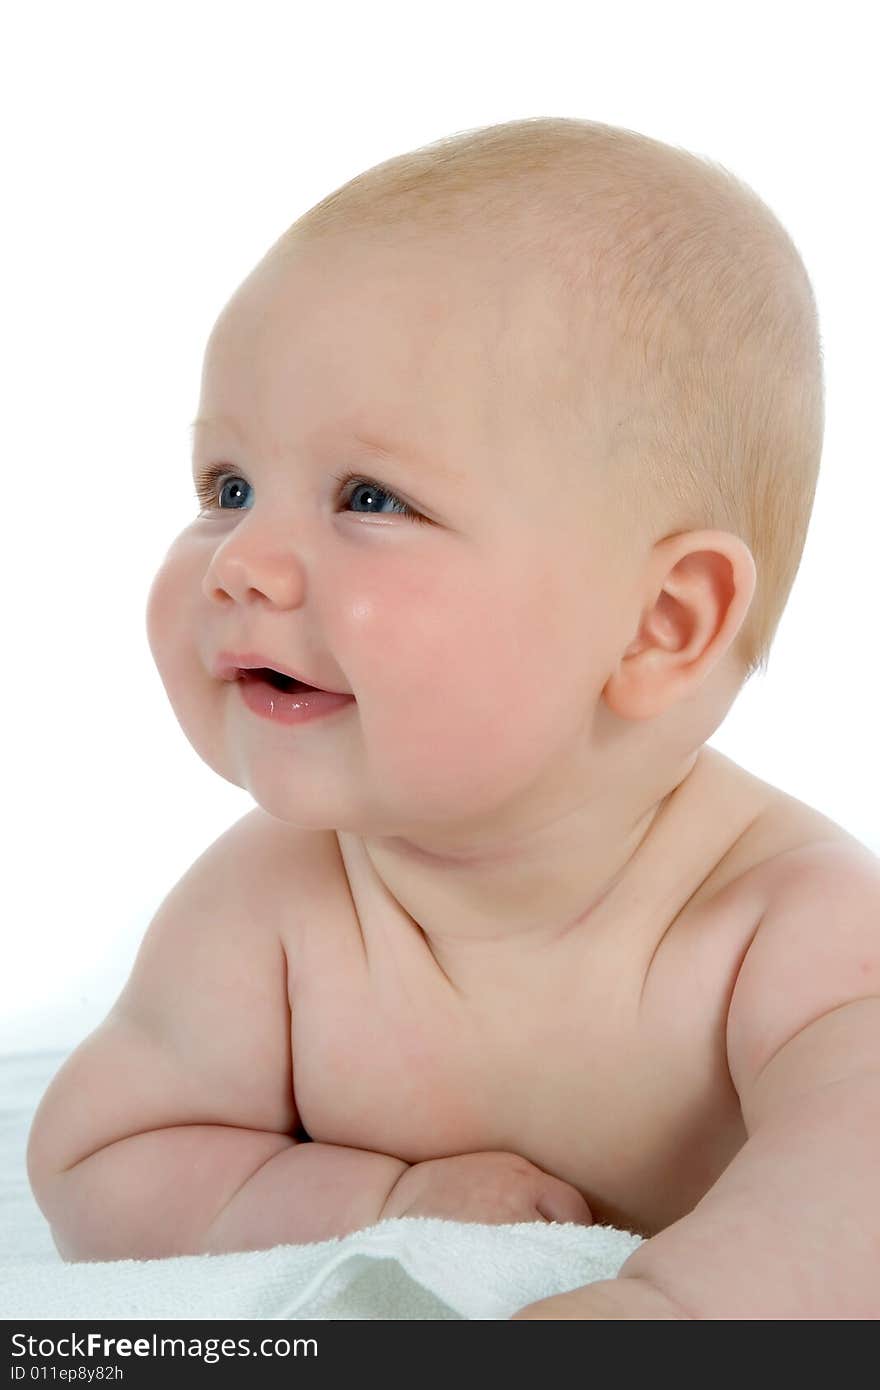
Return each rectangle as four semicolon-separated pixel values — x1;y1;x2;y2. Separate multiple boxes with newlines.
339;553;582;814
145;540;230;778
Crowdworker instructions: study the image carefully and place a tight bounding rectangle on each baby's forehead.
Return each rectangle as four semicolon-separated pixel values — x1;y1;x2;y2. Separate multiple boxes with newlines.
268;230;550;346
210;234;584;454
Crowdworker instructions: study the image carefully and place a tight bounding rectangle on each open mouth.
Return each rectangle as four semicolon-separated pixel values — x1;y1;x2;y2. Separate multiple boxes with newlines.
242;667;314;694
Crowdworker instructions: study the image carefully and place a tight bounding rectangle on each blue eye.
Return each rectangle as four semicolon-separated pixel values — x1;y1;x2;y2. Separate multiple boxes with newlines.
193;465;251;511
193;465;427;523
335;474;424;521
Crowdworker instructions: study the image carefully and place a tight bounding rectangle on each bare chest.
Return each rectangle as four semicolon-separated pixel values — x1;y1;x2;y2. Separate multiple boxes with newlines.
287;859;768;1238
282;754;858;1238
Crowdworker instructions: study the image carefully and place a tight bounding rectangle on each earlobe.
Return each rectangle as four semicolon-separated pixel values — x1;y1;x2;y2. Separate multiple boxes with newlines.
602;647;676;721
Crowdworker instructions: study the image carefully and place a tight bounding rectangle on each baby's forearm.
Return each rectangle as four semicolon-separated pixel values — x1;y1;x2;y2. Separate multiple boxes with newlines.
33;1124;409;1261
200;1138;410;1255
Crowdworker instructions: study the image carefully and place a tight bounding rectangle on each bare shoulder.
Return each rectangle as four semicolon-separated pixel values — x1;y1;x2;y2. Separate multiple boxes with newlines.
703;747;878;1030
725;819;880;1132
655;749;877;1081
692;746;872;904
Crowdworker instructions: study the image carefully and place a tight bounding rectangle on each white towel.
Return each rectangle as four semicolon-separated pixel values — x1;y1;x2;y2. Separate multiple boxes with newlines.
2;1218;642;1320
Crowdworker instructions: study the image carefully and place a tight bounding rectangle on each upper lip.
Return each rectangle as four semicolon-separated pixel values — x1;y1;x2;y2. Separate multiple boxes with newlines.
213;650;344;695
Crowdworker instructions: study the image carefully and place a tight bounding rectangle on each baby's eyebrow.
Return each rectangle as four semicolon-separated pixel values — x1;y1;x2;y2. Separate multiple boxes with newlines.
189;415;464;482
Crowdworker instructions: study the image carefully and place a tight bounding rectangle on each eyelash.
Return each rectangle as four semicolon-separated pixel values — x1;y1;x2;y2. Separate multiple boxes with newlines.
192;464;428;524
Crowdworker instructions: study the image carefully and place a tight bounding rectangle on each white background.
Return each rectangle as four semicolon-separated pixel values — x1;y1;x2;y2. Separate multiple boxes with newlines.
2;1;877;1055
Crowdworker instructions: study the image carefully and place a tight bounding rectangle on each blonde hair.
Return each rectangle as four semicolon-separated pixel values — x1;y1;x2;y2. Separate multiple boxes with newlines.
282;117;825;682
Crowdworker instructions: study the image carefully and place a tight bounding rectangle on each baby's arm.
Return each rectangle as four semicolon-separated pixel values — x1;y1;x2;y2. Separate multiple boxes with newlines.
26;809;408;1260
515;842;880;1319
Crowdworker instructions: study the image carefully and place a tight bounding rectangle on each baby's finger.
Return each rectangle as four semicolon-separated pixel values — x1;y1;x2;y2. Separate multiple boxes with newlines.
535;1180;593;1226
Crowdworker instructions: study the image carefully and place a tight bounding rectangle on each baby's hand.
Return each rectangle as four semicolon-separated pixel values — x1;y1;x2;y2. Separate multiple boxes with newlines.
378;1150;594;1226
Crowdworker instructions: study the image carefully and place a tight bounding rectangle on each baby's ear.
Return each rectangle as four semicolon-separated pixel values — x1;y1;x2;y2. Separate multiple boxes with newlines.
602;530;756;720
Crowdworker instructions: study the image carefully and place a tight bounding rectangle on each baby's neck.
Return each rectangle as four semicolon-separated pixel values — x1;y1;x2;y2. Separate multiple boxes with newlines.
344;747;703;988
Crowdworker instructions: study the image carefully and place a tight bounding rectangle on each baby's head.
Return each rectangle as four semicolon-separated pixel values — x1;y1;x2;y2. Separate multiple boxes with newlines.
147;118;823;843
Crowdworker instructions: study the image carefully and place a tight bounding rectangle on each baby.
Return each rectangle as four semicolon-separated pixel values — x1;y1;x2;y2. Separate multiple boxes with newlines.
27;117;880;1318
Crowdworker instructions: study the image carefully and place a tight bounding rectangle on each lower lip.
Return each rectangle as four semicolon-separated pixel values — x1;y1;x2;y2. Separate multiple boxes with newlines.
235;673;355;725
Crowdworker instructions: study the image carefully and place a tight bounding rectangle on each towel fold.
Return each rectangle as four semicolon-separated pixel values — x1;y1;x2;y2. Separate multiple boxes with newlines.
1;1218;643;1320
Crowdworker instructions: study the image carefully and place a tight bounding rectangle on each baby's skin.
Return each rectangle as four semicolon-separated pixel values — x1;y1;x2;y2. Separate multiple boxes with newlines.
27;230;880;1318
